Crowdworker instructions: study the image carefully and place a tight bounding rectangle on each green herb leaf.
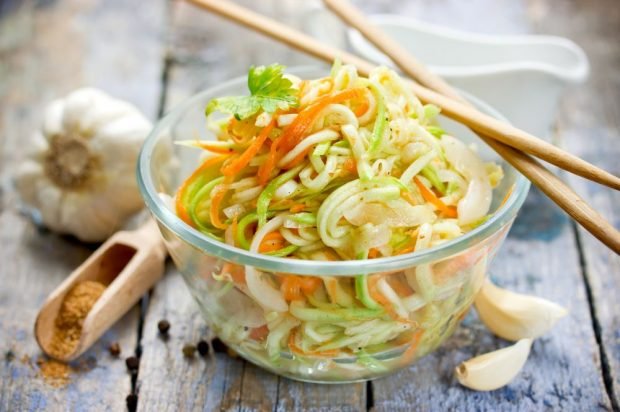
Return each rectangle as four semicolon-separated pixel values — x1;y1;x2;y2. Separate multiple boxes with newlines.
206;64;299;120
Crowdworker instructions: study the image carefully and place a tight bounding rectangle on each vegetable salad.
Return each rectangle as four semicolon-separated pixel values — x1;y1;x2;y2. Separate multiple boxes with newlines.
174;63;503;381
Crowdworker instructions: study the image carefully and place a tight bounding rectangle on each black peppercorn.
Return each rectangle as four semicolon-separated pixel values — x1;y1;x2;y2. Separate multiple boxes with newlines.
109;342;121;357
182;344;196;358
125;356;139;372
211;338;228;353
197;340;209;357
126;393;138;412
157;319;170;335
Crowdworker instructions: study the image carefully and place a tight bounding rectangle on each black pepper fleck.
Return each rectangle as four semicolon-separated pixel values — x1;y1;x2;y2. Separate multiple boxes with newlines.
157;319;170;335
126;394;138;412
197;340;209;357
125;356;139;372
211;338;228;353
109;342;121;357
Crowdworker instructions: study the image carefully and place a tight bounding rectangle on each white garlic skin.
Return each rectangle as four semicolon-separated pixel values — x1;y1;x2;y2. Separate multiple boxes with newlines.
456;338;532;391
15;88;155;242
474;279;568;341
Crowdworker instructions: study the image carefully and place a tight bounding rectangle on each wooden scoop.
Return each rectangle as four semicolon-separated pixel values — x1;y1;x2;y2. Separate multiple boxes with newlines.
35;219;168;361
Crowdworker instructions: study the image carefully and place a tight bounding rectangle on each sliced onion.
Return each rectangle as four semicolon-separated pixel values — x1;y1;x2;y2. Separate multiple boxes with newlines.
246;215;288;312
441;135;492;225
344;199;436;227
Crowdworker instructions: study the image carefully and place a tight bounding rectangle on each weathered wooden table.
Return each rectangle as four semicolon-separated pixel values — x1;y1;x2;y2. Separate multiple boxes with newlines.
1;0;619;410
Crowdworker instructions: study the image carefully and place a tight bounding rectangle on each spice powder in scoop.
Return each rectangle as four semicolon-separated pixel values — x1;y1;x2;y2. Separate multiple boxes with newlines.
48;280;107;358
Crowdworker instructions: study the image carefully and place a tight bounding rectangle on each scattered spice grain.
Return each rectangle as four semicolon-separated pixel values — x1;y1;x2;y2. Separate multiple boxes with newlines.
37;357;71;387
182;344;196;358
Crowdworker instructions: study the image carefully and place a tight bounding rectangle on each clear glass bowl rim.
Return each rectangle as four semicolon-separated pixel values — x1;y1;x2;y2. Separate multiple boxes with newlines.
137;66;530;275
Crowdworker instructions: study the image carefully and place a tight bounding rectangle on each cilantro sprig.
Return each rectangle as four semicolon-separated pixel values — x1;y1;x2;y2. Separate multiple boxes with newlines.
206;64;299;120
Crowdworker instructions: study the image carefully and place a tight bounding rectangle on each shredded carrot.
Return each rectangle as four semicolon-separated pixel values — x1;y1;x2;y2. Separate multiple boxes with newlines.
413;177;458;218
258;89;366;182
288;328;340;357
499;183;515;208
280;275;322;301
281;88;365;152
221;119;275;177
257;134;284;185
386;275;414;297
209;176;233;230
259;231;286;253
343;158;356;173
194;141;235;154
220;262;246;285
396;246;415;255
401;329;425;364
368;248;380;259
352;89;370;117
175;154;231;225
368;275;417;324
290;203;306;213
249;325;269;341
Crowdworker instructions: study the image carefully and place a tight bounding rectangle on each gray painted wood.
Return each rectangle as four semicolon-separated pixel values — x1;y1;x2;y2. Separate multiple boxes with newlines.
1;0;619;410
0;0;165;410
135;1;368;411
359;0;613;410
527;0;620;407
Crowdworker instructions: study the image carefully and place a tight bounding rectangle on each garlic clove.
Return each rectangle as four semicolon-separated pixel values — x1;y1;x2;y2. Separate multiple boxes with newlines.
474;279;568;341
455;338;532;391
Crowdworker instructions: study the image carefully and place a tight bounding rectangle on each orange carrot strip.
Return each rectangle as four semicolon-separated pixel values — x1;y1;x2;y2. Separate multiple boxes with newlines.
220;262;246;285
353;89;370;117
209;176;233;230
221;119;275;177
290;203;306;213
368;248;380;259
259;231;286;253
175;154;231;225
499;183;515;208
343;158;356;173
401;329;425;364
413;177;458;218
257;134;284;185
194;141;235;154
281;88;365;152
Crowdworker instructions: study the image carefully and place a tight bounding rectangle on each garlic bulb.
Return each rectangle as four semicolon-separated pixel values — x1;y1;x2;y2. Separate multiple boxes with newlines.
474;279;568;341
456;339;532;391
15;88;154;242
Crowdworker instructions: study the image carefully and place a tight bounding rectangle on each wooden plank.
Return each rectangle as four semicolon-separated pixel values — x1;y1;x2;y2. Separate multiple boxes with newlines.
359;0;613;410
136;1;369;410
275;380;367;411
0;0;165;410
526;0;620;407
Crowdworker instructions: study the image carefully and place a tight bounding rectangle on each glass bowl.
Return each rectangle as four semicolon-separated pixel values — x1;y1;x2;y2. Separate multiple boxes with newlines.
137;67;530;383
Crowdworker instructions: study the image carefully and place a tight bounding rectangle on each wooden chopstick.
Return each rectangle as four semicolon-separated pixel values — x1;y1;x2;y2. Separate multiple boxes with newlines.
186;0;620;191
322;0;620;253
185;0;620;253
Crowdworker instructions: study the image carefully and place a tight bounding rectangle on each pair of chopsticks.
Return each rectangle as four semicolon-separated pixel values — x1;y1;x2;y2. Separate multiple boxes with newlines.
186;0;620;253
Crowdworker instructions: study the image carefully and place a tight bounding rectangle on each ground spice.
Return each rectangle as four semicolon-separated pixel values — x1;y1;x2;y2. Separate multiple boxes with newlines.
37;358;71;387
48;280;107;359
